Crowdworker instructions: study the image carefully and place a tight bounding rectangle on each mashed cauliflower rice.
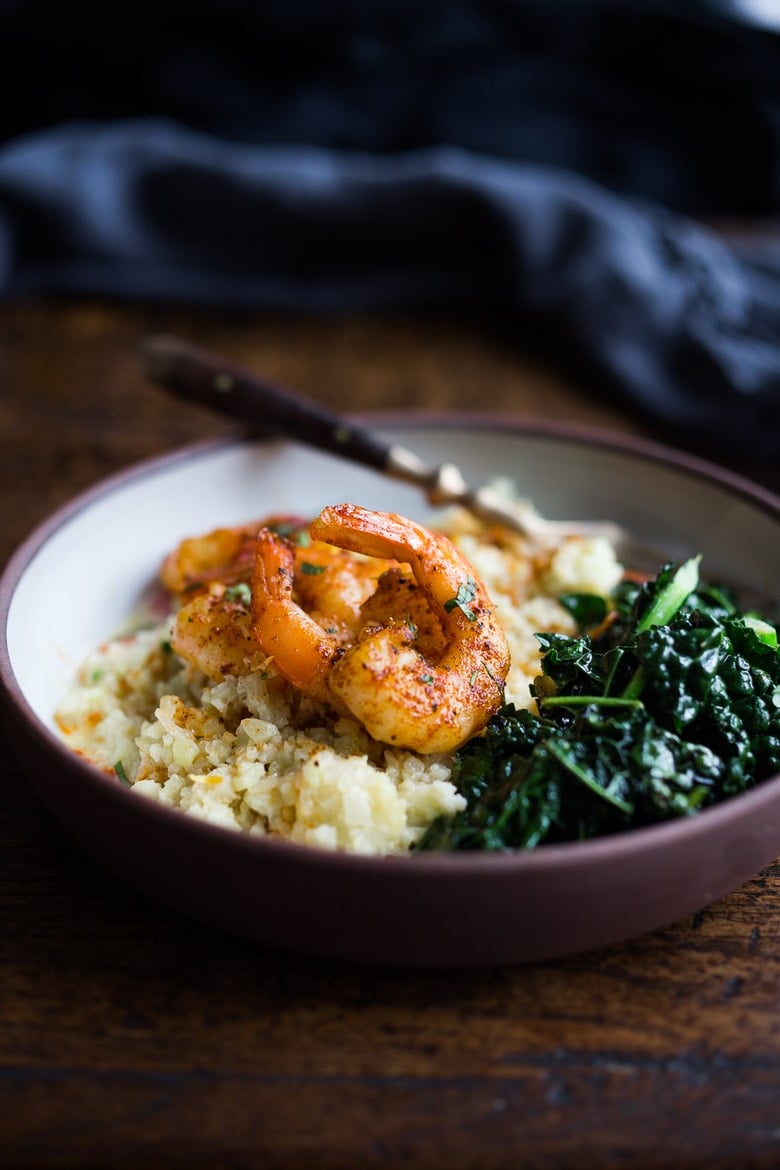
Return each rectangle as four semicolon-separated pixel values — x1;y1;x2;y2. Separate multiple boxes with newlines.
56;508;622;855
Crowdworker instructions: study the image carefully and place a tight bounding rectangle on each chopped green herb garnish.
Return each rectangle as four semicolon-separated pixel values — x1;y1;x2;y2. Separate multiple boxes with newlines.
300;562;326;575
268;520;301;538
224;582;252;607
444;577;478;621
114;761;130;786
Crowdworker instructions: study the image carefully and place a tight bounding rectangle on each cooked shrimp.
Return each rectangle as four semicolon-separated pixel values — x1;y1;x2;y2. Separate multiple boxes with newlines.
161;515;307;595
248;526;399;698
171;582;269;680
252;505;510;754
163;515;308;680
251;528;341;703
291;539;397;647
163;514;393;683
358;567;447;661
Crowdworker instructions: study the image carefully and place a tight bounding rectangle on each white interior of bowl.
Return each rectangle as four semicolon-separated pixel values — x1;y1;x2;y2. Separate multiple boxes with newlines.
5;424;780;734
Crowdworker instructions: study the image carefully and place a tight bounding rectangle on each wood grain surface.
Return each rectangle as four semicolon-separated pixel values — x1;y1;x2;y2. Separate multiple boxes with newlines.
1;300;779;1170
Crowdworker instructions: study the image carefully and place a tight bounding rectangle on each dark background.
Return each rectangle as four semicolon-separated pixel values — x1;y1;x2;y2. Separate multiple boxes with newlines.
3;0;778;216
1;0;778;458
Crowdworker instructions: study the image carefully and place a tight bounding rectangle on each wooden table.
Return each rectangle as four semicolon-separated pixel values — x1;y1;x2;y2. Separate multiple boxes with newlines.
2;300;779;1170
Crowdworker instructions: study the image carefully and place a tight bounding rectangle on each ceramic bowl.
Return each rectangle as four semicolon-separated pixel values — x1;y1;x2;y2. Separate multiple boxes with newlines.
1;416;779;967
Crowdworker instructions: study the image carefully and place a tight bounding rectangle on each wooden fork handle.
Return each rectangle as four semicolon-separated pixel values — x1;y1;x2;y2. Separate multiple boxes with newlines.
139;334;395;472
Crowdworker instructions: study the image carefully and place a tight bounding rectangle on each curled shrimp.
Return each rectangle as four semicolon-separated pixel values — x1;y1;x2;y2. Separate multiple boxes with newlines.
161;515;308;595
166;515;394;683
251;530;341;703
162;514;307;679
248;529;395;697
252;504;510;754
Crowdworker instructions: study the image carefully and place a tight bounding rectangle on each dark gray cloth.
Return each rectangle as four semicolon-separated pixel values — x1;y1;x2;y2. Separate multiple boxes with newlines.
1;1;778;459
3;0;779;217
1;119;778;458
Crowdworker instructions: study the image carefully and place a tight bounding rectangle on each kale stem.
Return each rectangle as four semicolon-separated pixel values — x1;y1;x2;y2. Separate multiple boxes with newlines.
744;616;779;650
601;647;623;697
622;664;646;702
546;741;633;813
636;556;700;633
542;696;644;710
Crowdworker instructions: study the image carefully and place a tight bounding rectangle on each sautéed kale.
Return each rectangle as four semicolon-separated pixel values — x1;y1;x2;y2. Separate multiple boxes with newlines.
416;559;780;852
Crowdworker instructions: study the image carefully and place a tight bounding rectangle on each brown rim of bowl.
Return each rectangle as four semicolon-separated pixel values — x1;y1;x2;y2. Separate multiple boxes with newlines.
1;411;779;878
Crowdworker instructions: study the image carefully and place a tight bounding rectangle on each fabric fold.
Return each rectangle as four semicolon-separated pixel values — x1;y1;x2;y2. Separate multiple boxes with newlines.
0;118;778;458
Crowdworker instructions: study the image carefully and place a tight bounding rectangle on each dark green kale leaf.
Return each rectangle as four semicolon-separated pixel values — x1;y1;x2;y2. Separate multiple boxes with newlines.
557;591;609;629
417;706;561;851
416;558;780;853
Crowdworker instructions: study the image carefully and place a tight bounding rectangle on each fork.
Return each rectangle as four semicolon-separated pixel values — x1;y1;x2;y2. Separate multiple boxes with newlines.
138;333;638;554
